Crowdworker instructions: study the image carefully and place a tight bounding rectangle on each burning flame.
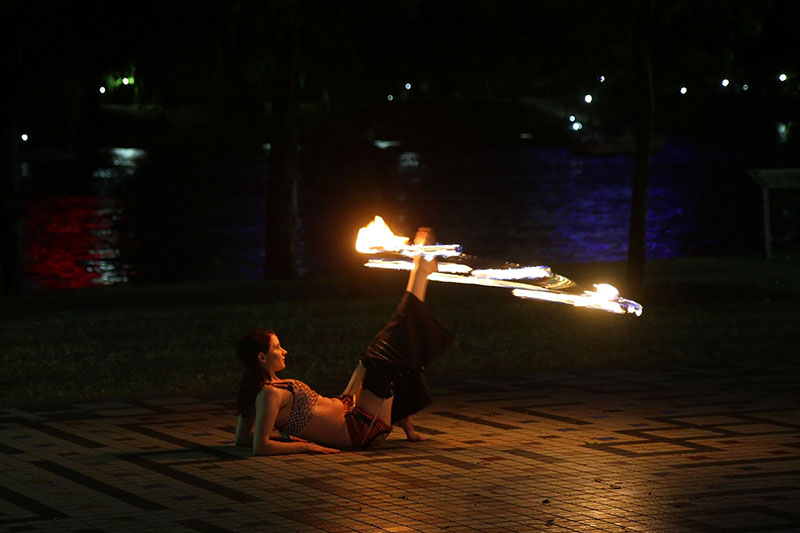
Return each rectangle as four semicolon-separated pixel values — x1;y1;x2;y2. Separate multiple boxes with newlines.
355;216;409;254
471;266;551;281
355;215;461;257
512;283;642;316
355;214;643;316
589;283;619;300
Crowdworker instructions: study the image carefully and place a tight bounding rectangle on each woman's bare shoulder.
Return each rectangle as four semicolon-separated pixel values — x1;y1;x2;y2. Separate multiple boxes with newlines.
256;383;291;407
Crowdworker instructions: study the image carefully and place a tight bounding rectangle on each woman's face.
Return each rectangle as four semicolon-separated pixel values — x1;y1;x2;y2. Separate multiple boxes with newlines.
261;334;287;373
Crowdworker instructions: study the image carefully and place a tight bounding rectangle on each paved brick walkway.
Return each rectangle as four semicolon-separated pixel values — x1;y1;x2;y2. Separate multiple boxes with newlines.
2;363;799;532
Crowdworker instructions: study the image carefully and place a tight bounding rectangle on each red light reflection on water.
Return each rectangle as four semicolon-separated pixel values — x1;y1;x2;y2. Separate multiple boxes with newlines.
24;197;130;290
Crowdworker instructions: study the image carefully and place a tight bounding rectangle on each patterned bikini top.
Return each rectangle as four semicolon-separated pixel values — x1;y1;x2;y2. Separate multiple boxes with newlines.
269;380;320;438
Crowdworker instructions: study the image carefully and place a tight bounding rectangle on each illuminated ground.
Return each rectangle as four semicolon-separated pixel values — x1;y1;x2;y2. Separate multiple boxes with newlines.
1;363;799;532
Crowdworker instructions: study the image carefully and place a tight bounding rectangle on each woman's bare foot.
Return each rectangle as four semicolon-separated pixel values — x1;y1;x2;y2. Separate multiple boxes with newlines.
396;416;426;442
406;255;436;301
406;234;438;301
415;253;438;278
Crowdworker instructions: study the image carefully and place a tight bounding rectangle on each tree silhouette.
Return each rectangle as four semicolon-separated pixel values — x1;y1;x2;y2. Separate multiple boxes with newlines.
264;1;301;279
627;0;654;294
1;1;25;296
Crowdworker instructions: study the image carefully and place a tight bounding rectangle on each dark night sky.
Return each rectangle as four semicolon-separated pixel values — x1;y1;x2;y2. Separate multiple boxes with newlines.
8;0;799;144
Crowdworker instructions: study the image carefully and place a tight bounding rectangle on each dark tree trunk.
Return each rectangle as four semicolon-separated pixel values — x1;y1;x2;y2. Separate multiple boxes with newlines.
1;113;23;297
626;0;653;295
1;10;23;297
264;3;300;279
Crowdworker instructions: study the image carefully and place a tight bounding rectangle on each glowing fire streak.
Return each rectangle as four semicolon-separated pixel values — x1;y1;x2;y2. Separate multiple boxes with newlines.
355;216;461;257
512;288;643;316
364;260;641;315
365;259;473;275
471;266;551;280
365;260;544;289
356;216;643;316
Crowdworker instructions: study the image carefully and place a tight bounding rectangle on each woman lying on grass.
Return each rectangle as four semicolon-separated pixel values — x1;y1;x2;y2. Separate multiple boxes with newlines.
234;244;454;455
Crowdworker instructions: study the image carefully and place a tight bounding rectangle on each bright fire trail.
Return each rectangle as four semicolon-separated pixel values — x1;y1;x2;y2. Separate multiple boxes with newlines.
356;216;643;316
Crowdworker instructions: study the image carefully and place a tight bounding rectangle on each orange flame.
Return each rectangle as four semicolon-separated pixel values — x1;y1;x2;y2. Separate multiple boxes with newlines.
355;216;410;254
356;216;643;316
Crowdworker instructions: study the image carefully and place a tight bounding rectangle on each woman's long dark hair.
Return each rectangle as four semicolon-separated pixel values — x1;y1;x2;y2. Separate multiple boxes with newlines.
235;328;274;416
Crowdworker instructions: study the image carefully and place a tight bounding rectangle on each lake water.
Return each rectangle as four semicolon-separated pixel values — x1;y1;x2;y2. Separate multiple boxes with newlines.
20;136;796;291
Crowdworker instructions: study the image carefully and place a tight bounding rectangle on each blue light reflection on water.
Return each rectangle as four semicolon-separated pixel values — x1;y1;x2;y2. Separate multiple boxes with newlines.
377;140;761;266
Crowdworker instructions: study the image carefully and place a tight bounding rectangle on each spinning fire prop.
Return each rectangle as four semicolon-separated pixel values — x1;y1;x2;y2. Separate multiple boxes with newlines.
356;216;643;316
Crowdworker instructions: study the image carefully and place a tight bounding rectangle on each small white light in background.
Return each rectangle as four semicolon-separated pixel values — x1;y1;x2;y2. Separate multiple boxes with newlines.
572;122;583;131
584;94;593;103
99;86;106;94
778;73;788;82
21;134;29;142
599;75;605;83
721;79;730;87
742;84;749;91
680;86;688;95
373;140;401;149
122;78;129;85
387;94;394;101
569;115;576;122
405;83;411;90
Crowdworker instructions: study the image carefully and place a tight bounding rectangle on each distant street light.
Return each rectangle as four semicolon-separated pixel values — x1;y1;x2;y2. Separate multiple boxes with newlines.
99;87;106;94
21;134;29;142
778;73;788;82
405;83;411;90
680;86;688;95
122;78;129;85
569;115;576;122
721;79;730;87
742;84;749;91
572;122;583;131
387;94;394;101
599;75;606;83
584;94;593;103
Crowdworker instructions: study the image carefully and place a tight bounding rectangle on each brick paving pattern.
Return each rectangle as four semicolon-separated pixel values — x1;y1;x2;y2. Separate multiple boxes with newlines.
1;363;798;532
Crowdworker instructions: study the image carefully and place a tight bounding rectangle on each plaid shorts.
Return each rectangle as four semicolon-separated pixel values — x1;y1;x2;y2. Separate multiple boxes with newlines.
344;404;392;448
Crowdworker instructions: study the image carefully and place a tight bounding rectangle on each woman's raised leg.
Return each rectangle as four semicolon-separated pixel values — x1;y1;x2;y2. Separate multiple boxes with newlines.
405;254;437;302
354;249;439;437
406;227;438;301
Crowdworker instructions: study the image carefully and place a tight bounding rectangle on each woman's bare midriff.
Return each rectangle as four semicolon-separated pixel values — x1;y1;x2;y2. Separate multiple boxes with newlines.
295;395;352;448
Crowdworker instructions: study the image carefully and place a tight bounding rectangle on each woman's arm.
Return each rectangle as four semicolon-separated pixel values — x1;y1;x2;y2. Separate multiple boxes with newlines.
236;414;294;446
252;387;339;455
234;414;254;446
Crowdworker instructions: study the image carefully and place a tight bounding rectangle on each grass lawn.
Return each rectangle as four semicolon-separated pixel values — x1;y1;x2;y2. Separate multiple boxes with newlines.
2;254;798;407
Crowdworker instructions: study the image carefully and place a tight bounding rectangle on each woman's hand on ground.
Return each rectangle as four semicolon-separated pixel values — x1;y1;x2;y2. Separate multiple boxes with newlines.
304;443;340;454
